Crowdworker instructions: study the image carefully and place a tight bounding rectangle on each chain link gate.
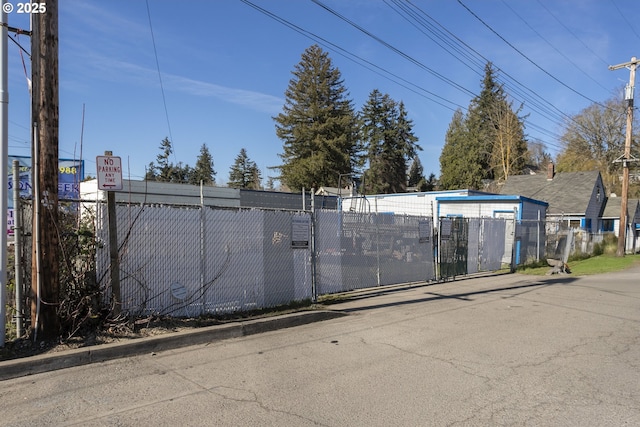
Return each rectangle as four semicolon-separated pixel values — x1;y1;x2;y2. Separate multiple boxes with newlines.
438;217;468;279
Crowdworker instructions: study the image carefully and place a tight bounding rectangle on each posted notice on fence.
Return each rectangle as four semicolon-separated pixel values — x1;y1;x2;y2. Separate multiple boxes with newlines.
419;219;431;243
291;216;310;248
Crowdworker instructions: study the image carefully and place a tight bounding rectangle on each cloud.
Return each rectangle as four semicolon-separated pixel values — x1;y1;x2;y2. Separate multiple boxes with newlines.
71;55;283;115
163;73;283;114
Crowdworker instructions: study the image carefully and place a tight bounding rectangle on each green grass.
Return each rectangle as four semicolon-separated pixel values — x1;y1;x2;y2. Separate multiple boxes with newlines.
518;254;640;276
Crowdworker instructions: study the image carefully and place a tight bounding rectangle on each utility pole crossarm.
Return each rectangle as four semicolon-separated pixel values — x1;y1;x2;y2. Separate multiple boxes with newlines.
0;22;32;36
608;57;640;71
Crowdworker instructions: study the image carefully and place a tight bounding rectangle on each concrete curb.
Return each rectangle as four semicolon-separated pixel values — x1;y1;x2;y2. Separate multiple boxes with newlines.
0;310;347;381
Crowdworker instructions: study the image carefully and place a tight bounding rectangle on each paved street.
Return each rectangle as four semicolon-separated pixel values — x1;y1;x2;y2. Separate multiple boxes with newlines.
2;268;639;426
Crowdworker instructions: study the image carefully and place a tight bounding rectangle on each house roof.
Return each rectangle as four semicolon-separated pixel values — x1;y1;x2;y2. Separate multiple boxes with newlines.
498;171;601;215
602;197;640;220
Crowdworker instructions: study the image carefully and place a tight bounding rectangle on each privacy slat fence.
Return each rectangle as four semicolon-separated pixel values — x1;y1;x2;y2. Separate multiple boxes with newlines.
9;200;557;328
89;202;528;316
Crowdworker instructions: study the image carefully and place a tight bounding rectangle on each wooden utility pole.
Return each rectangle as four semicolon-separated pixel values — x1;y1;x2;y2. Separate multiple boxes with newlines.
31;0;60;339
609;57;638;257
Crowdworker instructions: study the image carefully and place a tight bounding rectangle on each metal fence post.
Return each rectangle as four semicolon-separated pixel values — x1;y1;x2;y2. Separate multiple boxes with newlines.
199;198;206;316
510;214;517;273
12;160;23;338
310;189;317;303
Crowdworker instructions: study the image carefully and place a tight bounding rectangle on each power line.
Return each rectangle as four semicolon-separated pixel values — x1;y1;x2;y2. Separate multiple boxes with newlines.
239;0;465;112
457;0;605;107
610;0;640;42
500;0;613;96
145;0;174;157
310;0;477;99
386;0;575;130
535;0;610;67
389;1;570;149
243;0;609;156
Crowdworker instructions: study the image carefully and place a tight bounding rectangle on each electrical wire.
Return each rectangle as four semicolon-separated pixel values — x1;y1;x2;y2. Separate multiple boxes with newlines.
387;0;569;152
609;0;640;42
535;0;611;68
457;0;605;108
145;0;175;160
499;0;613;96
311;0;476;99
242;0;624;157
239;0;464;112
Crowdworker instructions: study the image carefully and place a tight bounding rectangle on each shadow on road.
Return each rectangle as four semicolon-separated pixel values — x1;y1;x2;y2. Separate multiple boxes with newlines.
324;275;579;313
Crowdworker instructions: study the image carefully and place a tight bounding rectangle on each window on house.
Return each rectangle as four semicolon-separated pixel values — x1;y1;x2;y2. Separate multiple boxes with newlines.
602;220;615;232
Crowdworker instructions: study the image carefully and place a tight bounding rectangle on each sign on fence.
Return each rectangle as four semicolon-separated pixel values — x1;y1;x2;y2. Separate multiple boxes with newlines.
291;216;310;248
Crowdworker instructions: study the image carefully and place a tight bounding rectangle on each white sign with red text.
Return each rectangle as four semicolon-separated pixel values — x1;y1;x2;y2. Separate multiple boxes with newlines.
96;155;123;190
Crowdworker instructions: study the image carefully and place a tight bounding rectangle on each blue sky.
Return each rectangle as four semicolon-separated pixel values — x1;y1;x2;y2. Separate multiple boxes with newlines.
5;0;640;186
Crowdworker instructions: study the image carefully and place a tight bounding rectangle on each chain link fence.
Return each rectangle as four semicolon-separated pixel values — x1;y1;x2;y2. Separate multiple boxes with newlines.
93;202;313;317
9;197;626;338
314;211;435;294
438;217;518;279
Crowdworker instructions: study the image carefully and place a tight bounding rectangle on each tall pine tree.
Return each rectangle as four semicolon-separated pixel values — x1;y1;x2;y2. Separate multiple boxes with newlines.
465;63;505;182
361;90;420;194
274;45;360;191
228;148;262;189
440;109;484;190
440;63;527;189
190;144;216;185
145;137;191;183
407;155;424;188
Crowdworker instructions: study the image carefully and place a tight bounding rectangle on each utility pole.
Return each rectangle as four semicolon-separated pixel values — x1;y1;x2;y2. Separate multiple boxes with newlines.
609;57;638;257
0;8;8;348
31;0;60;339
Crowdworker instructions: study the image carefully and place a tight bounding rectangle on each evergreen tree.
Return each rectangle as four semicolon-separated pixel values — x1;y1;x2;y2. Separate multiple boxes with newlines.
408;155;424;188
145;161;156;181
465;62;527;182
228;148;262;189
190;144;216;185
424;172;437;191
171;162;192;183
440;63;527;188
146;137;178;182
265;177;276;191
361;90;420;194
439;109;484;189
145;137;193;184
408;157;437;192
274;45;360;191
465;63;505;181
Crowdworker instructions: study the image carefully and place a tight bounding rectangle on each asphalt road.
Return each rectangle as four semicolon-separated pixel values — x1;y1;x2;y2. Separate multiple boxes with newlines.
2;268;639;426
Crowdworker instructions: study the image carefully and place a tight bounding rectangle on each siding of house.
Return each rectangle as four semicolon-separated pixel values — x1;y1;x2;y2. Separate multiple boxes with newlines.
521;199;547;221
436;195;547;221
584;174;606;232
